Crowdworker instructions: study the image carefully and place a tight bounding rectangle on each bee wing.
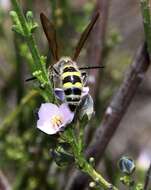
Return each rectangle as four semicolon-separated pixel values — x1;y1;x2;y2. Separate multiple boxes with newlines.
82;87;89;96
40;13;59;62
72;12;100;61
54;88;65;101
74;94;94;122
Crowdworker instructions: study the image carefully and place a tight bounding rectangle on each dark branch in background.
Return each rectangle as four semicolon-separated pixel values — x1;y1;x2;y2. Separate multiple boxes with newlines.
85;43;150;160
87;0;111;98
84;0;111;156
144;163;151;190
65;43;150;190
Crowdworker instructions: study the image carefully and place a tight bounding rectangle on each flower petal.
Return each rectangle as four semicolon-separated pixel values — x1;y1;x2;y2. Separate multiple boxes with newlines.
59;103;74;124
38;103;59;121
37;119;59;135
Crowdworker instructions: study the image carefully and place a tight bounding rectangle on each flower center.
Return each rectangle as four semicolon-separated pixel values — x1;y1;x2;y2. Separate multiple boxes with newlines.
51;115;63;128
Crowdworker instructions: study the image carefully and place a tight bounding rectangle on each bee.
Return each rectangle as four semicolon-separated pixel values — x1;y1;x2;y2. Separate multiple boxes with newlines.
40;12;103;112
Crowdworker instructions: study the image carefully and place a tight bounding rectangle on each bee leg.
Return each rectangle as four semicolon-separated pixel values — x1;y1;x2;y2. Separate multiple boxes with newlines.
81;71;87;85
53;67;60;76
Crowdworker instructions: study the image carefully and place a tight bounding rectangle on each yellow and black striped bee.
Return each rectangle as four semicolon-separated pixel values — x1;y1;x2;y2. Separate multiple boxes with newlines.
40;12;103;112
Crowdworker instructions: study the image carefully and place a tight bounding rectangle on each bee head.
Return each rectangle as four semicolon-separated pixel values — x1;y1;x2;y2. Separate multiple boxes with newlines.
59;57;78;73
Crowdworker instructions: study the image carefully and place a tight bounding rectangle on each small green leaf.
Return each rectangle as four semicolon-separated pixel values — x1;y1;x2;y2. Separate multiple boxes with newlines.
30;23;38;33
50;146;74;167
135;183;143;190
120;176;134;187
10;11;25;36
11;25;24;35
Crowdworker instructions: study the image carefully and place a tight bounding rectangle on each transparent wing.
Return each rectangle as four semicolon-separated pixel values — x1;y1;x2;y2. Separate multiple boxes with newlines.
40;13;59;62
54;88;65;101
72;12;100;61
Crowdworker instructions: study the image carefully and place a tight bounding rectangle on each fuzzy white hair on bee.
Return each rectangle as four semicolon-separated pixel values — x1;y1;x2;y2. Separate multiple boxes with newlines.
54;57;79;74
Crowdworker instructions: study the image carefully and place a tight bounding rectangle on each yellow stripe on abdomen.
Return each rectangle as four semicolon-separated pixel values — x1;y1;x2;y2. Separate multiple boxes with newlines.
62;71;81;79
63;82;82;89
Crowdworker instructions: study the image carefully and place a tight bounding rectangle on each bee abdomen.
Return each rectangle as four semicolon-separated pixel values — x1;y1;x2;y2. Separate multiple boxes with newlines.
65;94;81;112
68;104;77;112
64;88;81;96
66;96;81;102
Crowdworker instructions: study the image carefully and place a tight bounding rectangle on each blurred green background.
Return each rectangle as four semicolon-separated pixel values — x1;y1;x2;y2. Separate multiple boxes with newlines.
0;0;150;189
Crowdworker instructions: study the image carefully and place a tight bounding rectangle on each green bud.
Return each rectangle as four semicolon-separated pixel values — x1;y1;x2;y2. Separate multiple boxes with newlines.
10;11;25;36
50;147;74;167
30;23;38;33
26;11;38;33
95;177;99;183
26;11;33;21
89;181;96;188
40;56;46;65
9;11;18;18
33;70;42;77
11;25;23;35
89;157;95;166
10;10;20;26
120;176;134;187
136;183;143;190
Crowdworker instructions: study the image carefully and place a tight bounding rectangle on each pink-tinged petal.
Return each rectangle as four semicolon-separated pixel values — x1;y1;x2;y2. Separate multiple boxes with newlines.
54;88;65;101
38;103;59;121
37;119;59;135
59;103;74;124
82;87;89;97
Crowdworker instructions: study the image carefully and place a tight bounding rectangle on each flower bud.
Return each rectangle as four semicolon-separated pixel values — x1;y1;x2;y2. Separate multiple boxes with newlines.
118;156;135;175
89;157;95;166
89;181;96;188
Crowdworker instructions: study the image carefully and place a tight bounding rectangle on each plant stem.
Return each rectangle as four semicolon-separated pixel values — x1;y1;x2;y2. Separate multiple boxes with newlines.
140;0;151;58
144;163;151;190
74;152;118;190
11;0;41;70
0;90;39;133
10;0;54;101
68;129;118;190
11;0;44;71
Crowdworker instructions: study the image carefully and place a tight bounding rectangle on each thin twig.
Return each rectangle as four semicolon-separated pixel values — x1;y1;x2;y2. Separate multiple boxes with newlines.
140;0;151;58
0;171;11;190
65;43;150;190
144;163;151;190
0;90;39;133
10;0;54;102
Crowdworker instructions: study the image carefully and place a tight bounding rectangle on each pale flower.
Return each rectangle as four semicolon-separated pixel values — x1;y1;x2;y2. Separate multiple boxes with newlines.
37;103;74;135
137;150;151;170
